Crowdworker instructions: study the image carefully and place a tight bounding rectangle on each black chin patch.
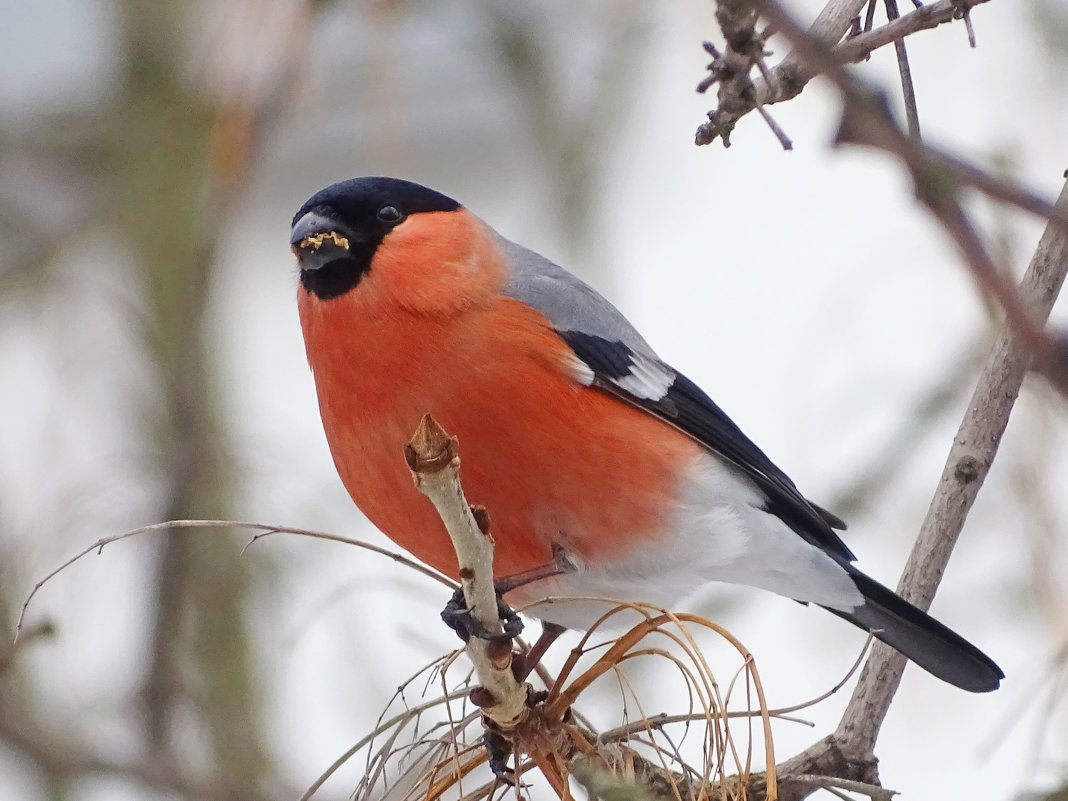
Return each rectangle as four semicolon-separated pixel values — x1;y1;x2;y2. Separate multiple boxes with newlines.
300;255;367;300
291;177;463;301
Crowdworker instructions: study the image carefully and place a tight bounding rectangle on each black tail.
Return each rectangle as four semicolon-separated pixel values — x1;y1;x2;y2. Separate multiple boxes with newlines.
822;568;1003;693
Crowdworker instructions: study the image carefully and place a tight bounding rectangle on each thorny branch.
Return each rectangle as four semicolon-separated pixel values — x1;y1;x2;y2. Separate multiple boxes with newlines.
696;0;992;147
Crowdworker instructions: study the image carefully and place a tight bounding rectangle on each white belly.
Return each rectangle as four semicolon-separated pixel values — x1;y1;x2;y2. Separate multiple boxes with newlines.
510;450;863;631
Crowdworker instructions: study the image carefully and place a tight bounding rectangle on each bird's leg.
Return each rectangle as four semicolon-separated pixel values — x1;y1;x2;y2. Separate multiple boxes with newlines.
492;557;568;594
497;544;574;679
511;621;566;681
439;504;525;642
441;542;574;785
483;724;517;785
440;541;574;644
440;588;523;642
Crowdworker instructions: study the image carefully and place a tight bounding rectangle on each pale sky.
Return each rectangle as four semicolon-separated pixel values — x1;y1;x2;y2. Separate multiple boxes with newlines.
2;2;1066;799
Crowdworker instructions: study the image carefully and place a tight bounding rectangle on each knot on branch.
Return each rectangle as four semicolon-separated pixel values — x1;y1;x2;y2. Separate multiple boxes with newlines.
953;455;981;484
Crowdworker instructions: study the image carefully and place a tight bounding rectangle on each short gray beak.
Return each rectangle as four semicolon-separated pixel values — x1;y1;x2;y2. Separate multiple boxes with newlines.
290;210;358;272
290;210;342;247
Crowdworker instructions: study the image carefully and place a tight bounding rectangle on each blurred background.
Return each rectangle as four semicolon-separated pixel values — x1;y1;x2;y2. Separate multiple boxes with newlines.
1;1;1066;799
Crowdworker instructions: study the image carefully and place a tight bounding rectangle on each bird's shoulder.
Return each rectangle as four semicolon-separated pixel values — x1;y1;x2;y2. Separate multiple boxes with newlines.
495;230;853;561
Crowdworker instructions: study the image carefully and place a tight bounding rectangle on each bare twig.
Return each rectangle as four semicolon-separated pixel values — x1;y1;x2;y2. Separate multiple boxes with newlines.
299;686;475;801
799;0;872;43
755;104;794;149
864;0;878;33
598;633;875;743
694;1;1068;796
15;519;455;640
731;177;1068;801
883;0;922;139
960;4;977;47
696;0;991;146
833;0;987;63
701;1;1068;246
701;0;793;147
781;773;896;800
404;415;530;729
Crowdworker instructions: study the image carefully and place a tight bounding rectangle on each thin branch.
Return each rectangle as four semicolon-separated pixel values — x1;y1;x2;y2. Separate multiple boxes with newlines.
299;687;475;801
864;0;878;33
806;0;873;42
702;1;1068;246
960;4;977;47
883;0;922;139
14;519;455;639
701;0;792;147
783;773;896;801
696;0;991;146
404;415;530;729
837;178;1068;756
738;177;1068;801
694;1;1068;795
833;0;986;63
598;634;875;743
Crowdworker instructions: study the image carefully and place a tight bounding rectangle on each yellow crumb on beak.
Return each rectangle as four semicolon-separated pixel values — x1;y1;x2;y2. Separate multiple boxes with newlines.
298;231;351;252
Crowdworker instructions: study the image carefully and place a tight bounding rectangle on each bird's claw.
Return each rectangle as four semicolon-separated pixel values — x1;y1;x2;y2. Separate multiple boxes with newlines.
440;586;524;643
483;726;517;785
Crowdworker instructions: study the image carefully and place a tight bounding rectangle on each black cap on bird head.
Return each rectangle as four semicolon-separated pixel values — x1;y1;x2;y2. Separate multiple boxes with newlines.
290;177;460;300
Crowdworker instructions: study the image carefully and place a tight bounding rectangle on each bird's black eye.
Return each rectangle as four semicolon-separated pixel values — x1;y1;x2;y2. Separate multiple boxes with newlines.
376;204;404;225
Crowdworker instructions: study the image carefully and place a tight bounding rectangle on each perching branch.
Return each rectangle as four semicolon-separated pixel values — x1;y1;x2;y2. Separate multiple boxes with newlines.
16;510;777;801
400;416;789;801
403;415;531;729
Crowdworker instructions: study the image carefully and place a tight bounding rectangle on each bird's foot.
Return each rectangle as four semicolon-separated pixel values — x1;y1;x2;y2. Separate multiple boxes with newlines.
483;725;517;785
511;622;566;681
493;544;574;594
440;586;524;643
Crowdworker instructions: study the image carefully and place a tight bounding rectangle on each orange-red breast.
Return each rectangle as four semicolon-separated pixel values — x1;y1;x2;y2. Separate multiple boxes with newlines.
290;176;1002;692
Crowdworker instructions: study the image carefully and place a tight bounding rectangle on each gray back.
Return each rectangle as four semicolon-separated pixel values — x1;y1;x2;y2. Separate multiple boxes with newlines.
493;230;659;359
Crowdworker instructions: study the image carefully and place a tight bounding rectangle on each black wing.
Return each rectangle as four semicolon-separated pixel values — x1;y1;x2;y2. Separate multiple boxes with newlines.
559;330;855;563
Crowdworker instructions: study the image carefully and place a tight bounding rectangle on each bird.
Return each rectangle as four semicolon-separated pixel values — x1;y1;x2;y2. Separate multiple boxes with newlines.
289;175;1003;693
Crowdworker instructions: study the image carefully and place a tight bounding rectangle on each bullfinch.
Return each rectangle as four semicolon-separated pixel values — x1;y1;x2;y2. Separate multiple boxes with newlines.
290;176;1003;693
